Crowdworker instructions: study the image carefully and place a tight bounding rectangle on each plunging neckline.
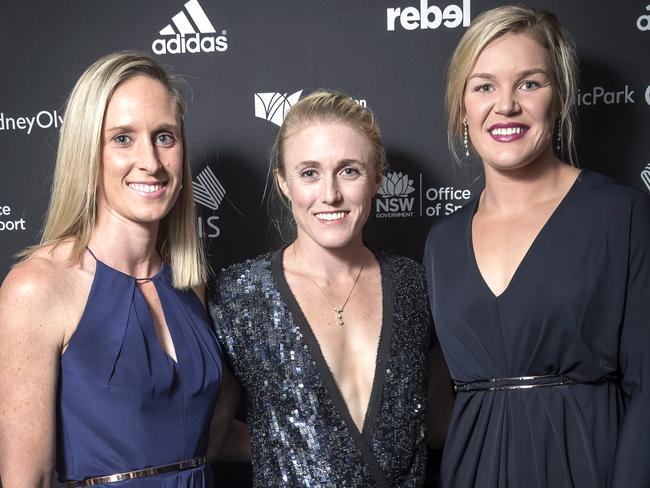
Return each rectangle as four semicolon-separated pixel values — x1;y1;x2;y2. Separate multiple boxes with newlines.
468;170;584;299
271;248;393;441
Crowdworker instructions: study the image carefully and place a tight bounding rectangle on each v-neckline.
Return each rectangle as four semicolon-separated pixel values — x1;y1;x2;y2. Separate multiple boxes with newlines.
271;248;393;441
468;170;584;300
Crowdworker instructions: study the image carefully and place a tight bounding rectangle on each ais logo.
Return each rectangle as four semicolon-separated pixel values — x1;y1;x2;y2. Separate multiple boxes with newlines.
193;166;225;238
152;0;228;55
641;164;650;193
387;0;470;31
376;172;416;218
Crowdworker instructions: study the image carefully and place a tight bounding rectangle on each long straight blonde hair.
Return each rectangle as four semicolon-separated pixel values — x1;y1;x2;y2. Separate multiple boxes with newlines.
25;50;205;289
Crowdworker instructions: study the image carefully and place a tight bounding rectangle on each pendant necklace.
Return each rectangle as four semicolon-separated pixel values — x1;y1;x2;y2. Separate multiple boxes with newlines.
293;245;365;326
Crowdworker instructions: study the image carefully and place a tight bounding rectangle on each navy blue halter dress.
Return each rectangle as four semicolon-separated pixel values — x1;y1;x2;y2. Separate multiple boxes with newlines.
56;255;222;486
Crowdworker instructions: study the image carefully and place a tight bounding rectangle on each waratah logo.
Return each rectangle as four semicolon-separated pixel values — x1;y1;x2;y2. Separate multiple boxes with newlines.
378;172;416;197
641;164;650;192
254;91;303;127
193;166;225;210
152;0;228;55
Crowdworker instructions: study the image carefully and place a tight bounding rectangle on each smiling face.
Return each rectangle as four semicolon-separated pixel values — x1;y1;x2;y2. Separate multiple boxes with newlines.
98;75;183;228
464;33;559;173
277;121;381;251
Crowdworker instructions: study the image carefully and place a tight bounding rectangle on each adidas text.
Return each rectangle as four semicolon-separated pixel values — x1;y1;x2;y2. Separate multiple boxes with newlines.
387;0;470;31
152;33;228;55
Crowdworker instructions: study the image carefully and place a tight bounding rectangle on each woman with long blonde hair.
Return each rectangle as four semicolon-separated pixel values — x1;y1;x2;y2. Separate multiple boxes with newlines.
0;51;222;486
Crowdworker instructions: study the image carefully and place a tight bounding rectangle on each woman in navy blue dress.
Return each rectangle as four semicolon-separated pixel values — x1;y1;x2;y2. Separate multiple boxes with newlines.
0;51;222;486
424;5;650;487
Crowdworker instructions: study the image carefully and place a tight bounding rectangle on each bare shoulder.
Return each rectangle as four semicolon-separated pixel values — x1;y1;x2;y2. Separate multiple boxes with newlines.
0;242;91;346
193;282;207;307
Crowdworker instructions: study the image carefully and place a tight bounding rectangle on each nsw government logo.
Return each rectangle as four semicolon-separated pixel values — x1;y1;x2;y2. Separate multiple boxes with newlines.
152;0;228;55
254;91;303;127
376;172;416;218
193;166;225;238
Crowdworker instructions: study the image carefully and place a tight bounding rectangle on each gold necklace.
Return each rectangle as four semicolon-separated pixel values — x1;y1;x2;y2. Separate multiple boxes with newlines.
293;245;365;326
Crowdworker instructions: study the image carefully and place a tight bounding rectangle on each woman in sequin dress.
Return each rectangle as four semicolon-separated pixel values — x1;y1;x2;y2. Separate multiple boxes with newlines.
208;91;435;487
0;51;222;486
424;5;650;487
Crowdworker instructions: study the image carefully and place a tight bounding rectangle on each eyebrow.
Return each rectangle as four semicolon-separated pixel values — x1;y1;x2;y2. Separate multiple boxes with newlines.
104;123;180;134
468;68;550;81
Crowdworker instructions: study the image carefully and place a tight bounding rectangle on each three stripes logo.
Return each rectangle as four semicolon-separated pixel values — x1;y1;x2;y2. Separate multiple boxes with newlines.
254;91;303;127
193;166;226;211
152;0;228;55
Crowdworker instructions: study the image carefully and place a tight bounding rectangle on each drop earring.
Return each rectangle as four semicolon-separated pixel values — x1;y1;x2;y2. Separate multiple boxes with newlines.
463;118;469;157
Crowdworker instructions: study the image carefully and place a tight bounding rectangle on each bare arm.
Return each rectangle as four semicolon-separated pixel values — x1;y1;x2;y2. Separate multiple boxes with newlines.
0;260;67;486
426;343;454;449
206;365;251;463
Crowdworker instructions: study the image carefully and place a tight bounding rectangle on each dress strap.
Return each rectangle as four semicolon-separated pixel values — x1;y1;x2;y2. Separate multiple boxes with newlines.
85;245;157;282
85;245;98;261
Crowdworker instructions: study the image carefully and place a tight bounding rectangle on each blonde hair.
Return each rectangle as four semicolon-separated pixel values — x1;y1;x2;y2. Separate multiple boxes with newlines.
269;90;386;240
25;50;205;289
446;4;579;166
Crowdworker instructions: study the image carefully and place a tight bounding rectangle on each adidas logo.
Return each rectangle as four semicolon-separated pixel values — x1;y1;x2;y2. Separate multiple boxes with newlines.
254;91;303;127
193;166;226;210
152;0;228;55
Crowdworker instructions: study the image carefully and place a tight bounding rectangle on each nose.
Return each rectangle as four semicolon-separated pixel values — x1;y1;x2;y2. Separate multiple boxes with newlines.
321;174;342;204
138;139;164;175
495;88;520;115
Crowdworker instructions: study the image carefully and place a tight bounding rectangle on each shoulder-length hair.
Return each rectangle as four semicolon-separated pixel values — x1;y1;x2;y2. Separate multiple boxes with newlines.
446;4;579;166
25;50;205;289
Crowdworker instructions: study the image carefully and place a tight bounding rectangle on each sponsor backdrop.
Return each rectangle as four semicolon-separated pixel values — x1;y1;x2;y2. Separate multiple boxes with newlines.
1;0;649;486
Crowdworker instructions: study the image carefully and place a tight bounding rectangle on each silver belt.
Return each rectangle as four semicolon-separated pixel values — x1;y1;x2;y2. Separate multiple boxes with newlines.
454;374;615;393
66;456;206;486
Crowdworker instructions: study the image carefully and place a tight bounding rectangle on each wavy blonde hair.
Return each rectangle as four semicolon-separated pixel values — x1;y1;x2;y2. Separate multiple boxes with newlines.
446;5;579;166
25;50;205;289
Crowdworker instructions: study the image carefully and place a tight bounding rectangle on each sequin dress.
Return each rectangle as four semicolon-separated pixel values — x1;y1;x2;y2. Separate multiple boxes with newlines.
208;250;432;487
424;170;650;487
56;257;223;486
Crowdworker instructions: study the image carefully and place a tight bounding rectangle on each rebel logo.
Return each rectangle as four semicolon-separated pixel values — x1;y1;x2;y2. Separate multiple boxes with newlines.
386;0;470;31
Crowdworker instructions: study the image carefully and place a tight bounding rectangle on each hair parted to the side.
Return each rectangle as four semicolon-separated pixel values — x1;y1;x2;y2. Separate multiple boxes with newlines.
23;50;205;289
269;90;386;240
446;4;579;166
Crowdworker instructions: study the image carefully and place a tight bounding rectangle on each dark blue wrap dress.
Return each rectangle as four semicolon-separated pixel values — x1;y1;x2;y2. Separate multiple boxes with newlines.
424;170;650;487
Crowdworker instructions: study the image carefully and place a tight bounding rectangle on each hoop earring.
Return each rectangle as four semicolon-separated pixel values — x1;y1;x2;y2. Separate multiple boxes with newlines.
555;119;562;152
463;118;469;157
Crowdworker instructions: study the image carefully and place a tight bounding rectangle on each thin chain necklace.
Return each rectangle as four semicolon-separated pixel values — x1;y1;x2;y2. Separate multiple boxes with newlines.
293;244;365;326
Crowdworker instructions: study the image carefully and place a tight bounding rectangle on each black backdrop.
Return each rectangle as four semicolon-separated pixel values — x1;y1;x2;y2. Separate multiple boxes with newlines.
1;1;649;486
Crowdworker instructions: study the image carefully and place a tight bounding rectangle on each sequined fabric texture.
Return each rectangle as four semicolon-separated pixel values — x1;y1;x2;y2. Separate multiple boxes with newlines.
208;250;432;487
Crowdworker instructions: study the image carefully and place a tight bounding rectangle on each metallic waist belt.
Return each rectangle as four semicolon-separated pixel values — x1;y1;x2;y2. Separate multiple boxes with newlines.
66;456;206;487
454;374;616;393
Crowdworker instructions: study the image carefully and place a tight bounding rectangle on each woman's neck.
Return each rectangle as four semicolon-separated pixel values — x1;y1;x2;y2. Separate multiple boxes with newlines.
290;236;369;279
88;208;162;278
481;154;578;214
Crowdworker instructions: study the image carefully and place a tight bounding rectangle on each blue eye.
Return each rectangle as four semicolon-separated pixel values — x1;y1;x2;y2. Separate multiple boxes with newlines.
300;169;317;179
475;83;493;93
157;133;175;146
520;80;541;91
114;135;131;145
341;167;361;178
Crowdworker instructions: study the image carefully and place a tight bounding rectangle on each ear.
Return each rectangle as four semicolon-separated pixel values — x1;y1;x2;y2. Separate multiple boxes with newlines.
275;169;290;200
373;170;383;195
